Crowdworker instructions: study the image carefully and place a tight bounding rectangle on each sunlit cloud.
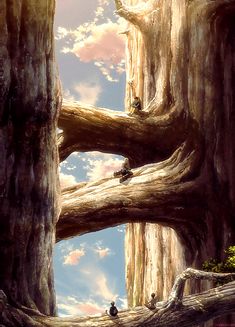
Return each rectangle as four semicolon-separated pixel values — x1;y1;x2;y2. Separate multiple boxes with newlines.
57;295;104;317
95;247;111;259
63;249;85;266
77;301;104;315
80;266;118;301
57;240;75;254
56;2;126;83
96;274;116;300
63;89;76;102
59;172;77;189
119;297;128;309
86;157;123;181
73;82;102;106
72;21;125;66
117;225;126;233
98;0;109;6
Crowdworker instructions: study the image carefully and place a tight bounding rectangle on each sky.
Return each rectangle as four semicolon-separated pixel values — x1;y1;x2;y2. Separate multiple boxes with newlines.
54;0;127;317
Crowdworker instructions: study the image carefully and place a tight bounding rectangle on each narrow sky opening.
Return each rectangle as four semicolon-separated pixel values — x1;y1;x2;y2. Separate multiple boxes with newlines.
54;0;127;317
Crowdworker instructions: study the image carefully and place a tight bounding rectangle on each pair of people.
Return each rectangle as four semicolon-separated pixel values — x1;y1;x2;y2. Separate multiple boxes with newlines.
107;293;158;319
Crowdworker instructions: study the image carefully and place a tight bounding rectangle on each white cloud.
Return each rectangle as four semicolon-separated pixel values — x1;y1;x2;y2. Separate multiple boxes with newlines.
56;8;126;82
63;89;76;102
66;164;77;171
72;21;125;66
86;157;123;181
80;266;118;301
55;26;70;40
57;240;75;254
95;6;105;18
59;172;77;189
93;272;117;301
117;225;126;233
57;295;104;317
60;160;68;168
95;247;111;259
74;82;102;106
119;297;128;309
63;248;85;266
98;0;109;6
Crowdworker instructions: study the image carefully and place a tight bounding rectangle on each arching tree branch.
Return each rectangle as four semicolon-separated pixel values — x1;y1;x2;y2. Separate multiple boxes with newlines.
163;268;235;310
58;100;188;164
56;147;204;242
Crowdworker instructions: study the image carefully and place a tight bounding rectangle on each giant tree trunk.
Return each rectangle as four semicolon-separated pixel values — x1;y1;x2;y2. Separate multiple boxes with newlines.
0;0;60;316
1;0;235;326
58;0;235;325
122;1;235;322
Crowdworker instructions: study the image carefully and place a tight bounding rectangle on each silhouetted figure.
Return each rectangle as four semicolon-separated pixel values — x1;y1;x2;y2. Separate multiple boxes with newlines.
132;96;142;111
146;292;158;310
128;79;142;116
113;158;133;183
129;96;142;115
109;301;118;316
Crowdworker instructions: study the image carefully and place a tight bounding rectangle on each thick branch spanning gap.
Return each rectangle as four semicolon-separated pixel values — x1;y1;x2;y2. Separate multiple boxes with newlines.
56;147;204;242
58;100;187;164
2;269;235;326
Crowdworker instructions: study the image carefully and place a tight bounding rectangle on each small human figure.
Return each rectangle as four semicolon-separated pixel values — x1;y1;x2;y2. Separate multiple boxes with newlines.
130;96;142;114
146;292;158;310
109;301;118;317
113;158;133;183
128;79;142;115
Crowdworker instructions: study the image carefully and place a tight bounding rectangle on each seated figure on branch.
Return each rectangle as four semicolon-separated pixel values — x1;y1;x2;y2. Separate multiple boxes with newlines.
128;79;142;116
145;292;158;310
113;158;133;183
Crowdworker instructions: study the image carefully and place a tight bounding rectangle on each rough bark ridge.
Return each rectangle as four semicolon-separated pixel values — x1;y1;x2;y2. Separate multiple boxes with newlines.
1;269;235;326
1;0;235;326
57;0;235;325
0;0;60;316
123;0;235;314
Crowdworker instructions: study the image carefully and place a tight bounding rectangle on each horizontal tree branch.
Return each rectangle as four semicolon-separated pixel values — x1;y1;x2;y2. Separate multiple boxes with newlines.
56;146;205;242
2;269;235;326
58;100;187;165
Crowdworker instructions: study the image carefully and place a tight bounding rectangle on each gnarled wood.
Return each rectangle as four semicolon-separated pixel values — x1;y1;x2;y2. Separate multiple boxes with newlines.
57;145;204;246
1;0;235;326
0;0;60;316
58;100;188;165
1;269;235;326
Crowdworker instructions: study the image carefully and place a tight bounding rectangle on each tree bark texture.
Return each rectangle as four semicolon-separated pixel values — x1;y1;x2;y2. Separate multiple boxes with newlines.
0;0;60;316
57;1;235;325
121;2;235;322
1;0;235;326
1;269;235;327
